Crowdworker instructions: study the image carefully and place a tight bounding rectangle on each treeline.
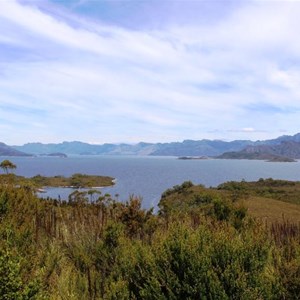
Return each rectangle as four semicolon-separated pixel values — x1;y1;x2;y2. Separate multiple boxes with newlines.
0;177;300;299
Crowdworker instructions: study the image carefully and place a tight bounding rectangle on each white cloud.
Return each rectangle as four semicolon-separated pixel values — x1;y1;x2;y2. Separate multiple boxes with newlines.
1;0;300;144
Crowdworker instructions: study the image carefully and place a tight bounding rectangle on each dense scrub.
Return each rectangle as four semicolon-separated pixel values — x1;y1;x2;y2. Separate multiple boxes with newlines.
0;176;300;299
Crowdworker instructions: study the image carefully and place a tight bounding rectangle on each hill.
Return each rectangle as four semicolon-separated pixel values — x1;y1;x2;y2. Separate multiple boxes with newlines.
218;140;300;161
0;142;32;156
159;178;300;222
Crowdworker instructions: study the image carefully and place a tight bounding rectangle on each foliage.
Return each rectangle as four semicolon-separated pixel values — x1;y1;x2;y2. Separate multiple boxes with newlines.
0;247;44;300
0;175;300;299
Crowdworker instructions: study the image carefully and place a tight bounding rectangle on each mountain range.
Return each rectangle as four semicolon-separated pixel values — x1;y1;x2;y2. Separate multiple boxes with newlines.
11;139;257;156
0;133;300;159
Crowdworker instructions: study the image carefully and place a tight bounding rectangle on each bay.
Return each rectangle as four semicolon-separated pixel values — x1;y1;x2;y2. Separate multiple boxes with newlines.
3;155;300;210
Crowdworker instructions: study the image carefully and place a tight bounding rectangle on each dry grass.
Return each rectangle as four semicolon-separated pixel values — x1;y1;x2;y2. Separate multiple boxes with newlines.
243;196;300;224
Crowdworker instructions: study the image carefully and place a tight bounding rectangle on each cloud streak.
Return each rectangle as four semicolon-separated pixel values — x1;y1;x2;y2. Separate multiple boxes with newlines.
1;0;300;145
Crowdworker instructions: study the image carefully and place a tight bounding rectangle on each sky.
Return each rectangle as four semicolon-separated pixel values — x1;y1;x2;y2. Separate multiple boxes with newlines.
1;0;300;145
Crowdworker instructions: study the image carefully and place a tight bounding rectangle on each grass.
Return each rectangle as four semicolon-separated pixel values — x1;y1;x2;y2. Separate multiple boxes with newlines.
159;179;300;224
242;196;300;224
218;178;300;205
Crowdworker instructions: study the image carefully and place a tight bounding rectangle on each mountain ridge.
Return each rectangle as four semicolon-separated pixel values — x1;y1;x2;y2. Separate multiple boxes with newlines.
8;132;300;157
0;142;32;157
218;140;300;161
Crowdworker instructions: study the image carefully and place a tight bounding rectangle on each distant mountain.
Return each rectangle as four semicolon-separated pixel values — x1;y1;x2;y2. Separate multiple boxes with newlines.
264;133;300;145
13;141;100;155
13;141;158;156
13;140;253;156
11;132;300;157
0;142;32;156
218;140;300;162
150;139;255;156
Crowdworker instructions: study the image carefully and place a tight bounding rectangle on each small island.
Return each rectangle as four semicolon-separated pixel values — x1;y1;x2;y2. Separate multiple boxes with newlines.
31;173;115;188
178;156;209;160
40;152;68;158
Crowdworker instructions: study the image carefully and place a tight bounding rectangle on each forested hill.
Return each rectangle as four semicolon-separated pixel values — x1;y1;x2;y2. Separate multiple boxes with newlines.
10;132;300;156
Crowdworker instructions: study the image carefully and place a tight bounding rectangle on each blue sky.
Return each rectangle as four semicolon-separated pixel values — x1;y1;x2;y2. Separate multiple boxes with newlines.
1;0;300;145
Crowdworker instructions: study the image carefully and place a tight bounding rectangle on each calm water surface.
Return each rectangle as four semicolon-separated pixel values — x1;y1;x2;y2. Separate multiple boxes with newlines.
5;156;300;209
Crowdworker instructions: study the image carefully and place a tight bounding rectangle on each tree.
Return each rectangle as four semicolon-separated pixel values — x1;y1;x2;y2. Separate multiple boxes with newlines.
0;160;16;174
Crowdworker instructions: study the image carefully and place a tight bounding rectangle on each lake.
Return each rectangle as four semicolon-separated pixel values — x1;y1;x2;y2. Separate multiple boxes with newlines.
3;155;300;210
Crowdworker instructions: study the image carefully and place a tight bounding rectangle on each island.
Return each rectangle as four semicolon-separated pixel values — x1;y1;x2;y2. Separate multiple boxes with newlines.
31;173;114;188
40;152;68;158
178;156;209;160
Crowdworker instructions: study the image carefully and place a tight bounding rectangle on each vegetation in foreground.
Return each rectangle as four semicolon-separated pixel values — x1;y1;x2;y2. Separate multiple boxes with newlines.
0;172;300;299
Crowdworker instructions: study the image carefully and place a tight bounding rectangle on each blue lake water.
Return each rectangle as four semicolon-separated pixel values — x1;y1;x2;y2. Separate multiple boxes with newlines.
4;156;300;210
